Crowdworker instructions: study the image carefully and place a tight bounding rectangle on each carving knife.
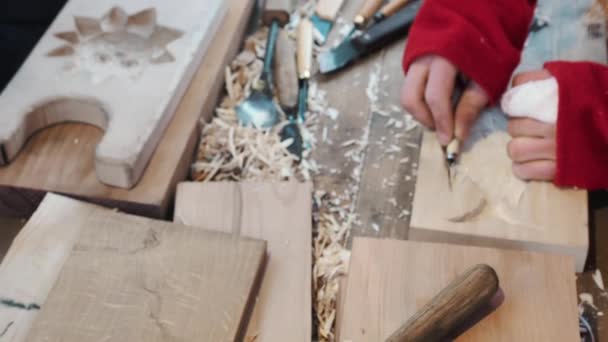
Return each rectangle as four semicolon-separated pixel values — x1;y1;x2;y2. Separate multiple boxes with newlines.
386;264;504;342
445;75;468;188
318;0;421;74
280;18;313;160
311;0;347;45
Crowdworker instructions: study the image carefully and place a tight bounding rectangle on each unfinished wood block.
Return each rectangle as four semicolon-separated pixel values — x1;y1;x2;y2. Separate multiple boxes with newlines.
174;181;312;342
0;0;227;188
339;238;579;341
410;0;605;272
0;194;266;342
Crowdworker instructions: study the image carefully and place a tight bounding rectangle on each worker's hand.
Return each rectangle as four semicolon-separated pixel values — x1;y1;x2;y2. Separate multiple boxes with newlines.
502;70;557;181
401;55;490;146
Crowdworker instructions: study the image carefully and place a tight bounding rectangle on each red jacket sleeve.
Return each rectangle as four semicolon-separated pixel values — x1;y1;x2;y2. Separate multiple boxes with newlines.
545;61;608;190
402;0;536;104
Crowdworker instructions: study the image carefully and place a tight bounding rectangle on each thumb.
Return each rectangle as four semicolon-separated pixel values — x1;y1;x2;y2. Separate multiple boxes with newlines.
501;77;558;124
454;82;489;141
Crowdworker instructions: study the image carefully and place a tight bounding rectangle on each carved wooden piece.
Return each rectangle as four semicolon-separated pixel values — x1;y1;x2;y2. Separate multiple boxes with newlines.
339;238;580;341
0;0;227;188
410;0;605;272
0;0;255;219
0;194;266;342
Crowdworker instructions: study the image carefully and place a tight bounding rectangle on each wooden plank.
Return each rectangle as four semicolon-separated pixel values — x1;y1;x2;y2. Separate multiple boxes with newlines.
0;1;227;189
410;0;605;272
0;0;255;218
339;238;580;341
2;193;265;342
174;181;312;342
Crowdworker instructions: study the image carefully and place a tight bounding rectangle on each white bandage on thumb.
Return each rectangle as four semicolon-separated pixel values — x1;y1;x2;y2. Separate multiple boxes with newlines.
500;77;558;124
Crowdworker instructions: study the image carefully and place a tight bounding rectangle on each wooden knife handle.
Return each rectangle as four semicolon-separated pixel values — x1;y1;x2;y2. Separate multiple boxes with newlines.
263;0;293;26
354;0;386;28
379;0;412;18
386;264;500;342
315;0;347;21
297;18;314;80
274;29;299;110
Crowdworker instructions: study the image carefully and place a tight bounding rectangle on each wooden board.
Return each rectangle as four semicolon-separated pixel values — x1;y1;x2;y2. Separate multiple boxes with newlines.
410;0;607;272
339;238;580;341
0;193;266;342
0;0;226;188
0;0;255;218
174;181;312;342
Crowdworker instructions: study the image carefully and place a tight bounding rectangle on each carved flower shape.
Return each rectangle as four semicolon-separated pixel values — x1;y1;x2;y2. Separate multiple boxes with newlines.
48;7;183;74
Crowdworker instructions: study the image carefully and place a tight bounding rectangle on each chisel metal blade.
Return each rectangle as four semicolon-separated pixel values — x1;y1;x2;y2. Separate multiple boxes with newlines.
318;37;361;74
311;14;333;45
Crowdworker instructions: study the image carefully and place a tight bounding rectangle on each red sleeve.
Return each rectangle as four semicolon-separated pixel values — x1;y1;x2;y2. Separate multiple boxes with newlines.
402;0;536;104
544;61;608;190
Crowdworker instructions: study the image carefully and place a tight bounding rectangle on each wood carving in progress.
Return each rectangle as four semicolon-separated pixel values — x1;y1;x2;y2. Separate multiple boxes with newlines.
410;0;604;272
0;0;227;188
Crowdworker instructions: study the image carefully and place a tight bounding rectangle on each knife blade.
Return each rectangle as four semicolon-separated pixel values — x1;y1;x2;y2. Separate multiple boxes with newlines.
311;0;346;45
318;0;421;74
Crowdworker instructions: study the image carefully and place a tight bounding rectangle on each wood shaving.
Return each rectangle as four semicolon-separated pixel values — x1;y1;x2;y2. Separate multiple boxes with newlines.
593;269;606;291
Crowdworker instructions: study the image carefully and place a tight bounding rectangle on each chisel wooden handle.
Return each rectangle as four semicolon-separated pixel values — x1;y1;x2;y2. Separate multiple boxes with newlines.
386;264;500;342
274;29;299;110
354;0;386;28
315;0;347;21
263;0;293;26
297;18;314;80
378;0;412;19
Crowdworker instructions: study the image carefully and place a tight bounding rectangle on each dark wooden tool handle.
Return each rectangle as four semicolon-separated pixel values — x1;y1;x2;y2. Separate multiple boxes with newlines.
354;0;421;52
379;0;412;18
386;264;500;342
354;0;386;28
263;0;293;26
274;29;298;110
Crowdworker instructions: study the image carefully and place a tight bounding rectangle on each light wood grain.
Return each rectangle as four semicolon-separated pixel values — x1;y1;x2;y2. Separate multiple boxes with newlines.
315;0;347;21
12;194;266;342
0;0;255;218
339;238;580;341
0;0;227;188
275;29;298;110
174;181;312;342
410;0;605;272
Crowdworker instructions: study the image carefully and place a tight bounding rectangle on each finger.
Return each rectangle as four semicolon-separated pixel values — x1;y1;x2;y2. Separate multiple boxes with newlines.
507;118;556;139
512;160;556;181
454;82;489;141
507;137;556;163
402;63;434;129
424;58;458;145
512;69;552;87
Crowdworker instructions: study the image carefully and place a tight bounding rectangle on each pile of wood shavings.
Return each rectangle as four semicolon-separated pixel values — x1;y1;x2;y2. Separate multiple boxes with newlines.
193;27;319;182
313;208;353;341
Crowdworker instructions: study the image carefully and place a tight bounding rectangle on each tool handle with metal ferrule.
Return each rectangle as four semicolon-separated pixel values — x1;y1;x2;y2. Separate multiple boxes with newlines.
446;139;460;163
315;0;347;21
386;264;500;342
374;0;412;22
262;0;293;26
354;0;421;51
274;29;299;110
354;0;386;28
297;18;314;80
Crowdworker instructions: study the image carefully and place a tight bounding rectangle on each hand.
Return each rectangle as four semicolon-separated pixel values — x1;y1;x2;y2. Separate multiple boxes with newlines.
400;55;490;146
502;70;557;181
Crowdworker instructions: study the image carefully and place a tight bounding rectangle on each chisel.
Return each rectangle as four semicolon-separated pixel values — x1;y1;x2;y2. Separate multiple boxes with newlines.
311;0;347;45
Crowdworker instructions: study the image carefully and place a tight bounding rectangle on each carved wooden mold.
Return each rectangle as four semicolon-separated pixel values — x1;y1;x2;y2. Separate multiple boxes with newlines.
0;1;227;188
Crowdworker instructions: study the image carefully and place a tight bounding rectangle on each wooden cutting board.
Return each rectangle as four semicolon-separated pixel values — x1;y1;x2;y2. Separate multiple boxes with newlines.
174;182;313;342
0;0;255;218
339;238;580;341
0;193;266;342
409;0;604;272
0;0;226;188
